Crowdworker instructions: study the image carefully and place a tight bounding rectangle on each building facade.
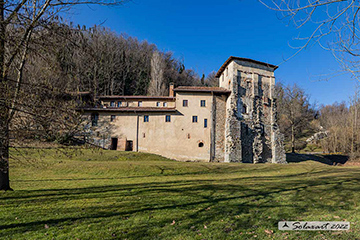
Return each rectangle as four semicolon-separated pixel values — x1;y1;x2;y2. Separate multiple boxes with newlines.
81;57;286;163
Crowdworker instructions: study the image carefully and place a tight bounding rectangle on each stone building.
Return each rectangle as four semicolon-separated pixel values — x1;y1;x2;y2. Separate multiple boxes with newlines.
81;56;286;163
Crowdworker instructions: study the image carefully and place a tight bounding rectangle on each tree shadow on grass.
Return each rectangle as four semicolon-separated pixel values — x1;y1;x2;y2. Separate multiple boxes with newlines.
3;166;360;203
286;153;349;165
1;169;360;239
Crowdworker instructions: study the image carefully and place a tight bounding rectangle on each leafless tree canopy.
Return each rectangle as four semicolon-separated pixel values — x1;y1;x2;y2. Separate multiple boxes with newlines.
319;87;360;156
204;71;218;87
148;51;166;96
276;83;315;152
260;0;360;78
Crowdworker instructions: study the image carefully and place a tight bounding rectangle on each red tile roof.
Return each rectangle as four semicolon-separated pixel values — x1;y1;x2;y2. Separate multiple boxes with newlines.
98;95;175;100
173;86;231;93
215;56;278;78
80;107;177;112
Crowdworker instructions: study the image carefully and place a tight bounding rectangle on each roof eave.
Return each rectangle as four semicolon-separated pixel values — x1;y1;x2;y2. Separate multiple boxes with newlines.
173;89;231;94
215;56;278;78
78;107;177;112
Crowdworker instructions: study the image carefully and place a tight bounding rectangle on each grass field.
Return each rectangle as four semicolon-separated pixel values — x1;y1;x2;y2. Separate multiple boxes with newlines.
1;148;360;239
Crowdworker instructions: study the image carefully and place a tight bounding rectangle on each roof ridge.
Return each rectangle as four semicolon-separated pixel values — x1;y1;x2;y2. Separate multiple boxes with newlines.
215;56;278;78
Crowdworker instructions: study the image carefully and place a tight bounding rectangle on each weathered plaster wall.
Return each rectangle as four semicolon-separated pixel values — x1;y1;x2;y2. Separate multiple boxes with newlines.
101;99;176;108
85;92;214;162
83;112;137;149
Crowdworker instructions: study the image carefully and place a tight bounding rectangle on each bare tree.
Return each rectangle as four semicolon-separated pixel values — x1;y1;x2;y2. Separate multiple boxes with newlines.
317;85;360;158
0;0;127;191
148;50;166;96
276;83;314;153
319;102;350;153
350;85;360;154
260;0;360;79
205;71;218;87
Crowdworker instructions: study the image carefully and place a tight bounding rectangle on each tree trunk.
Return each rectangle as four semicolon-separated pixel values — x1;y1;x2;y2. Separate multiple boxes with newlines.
0;0;12;191
0;112;11;191
291;125;295;153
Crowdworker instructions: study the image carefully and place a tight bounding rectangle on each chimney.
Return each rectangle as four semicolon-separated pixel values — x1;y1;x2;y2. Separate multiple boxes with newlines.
169;83;174;97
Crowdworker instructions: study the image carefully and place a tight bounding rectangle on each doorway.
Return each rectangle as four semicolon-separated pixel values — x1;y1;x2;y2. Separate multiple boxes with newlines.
111;138;118;150
125;140;133;151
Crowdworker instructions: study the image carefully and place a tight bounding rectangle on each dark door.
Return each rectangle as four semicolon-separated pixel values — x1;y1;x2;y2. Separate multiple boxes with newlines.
125;140;133;151
111;138;118;150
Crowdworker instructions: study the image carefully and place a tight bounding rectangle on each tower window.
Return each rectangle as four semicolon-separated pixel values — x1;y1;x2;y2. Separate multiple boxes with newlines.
165;115;171;122
200;100;206;107
144;115;149;122
242;104;247;114
192;116;198;123
183;100;188;107
204;119;208;128
91;113;99;126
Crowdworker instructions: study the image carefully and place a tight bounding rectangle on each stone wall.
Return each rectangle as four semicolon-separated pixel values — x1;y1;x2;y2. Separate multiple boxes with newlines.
224;64;242;162
221;59;287;164
212;94;227;162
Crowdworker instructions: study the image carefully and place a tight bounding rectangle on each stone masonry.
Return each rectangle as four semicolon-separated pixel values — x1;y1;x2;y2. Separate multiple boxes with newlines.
217;57;286;163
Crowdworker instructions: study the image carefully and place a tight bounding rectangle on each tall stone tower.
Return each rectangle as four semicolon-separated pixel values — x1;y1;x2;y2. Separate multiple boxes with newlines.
216;57;286;163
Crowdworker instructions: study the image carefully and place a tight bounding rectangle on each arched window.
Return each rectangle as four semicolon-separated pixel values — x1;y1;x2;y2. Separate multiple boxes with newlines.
242;104;247;114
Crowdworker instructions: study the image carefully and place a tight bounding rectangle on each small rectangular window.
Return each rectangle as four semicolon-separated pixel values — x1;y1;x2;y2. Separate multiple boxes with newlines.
144;115;149;122
183;100;188;107
192;116;198;123
204;119;208;128
163;102;168;107
117;101;122;107
110;101;115;107
200;100;206;107
138;101;142;107
110;115;116;122
91;113;99;126
156;102;160;107
165;115;171;122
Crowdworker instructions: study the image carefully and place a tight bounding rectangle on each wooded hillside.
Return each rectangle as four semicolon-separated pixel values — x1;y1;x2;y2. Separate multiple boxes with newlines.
21;23;203;97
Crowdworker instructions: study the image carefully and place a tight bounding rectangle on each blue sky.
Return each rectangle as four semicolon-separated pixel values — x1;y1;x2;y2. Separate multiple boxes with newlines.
66;0;357;106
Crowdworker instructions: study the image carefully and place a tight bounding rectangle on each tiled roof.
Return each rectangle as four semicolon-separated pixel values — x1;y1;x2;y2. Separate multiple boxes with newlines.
98;95;175;100
215;56;278;78
173;86;231;93
80;107;177;112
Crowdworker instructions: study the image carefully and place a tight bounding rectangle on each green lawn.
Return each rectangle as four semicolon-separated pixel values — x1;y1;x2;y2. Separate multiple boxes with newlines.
1;148;360;239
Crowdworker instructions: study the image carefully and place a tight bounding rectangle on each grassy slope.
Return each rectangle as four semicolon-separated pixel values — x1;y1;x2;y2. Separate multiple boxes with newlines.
1;148;360;240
